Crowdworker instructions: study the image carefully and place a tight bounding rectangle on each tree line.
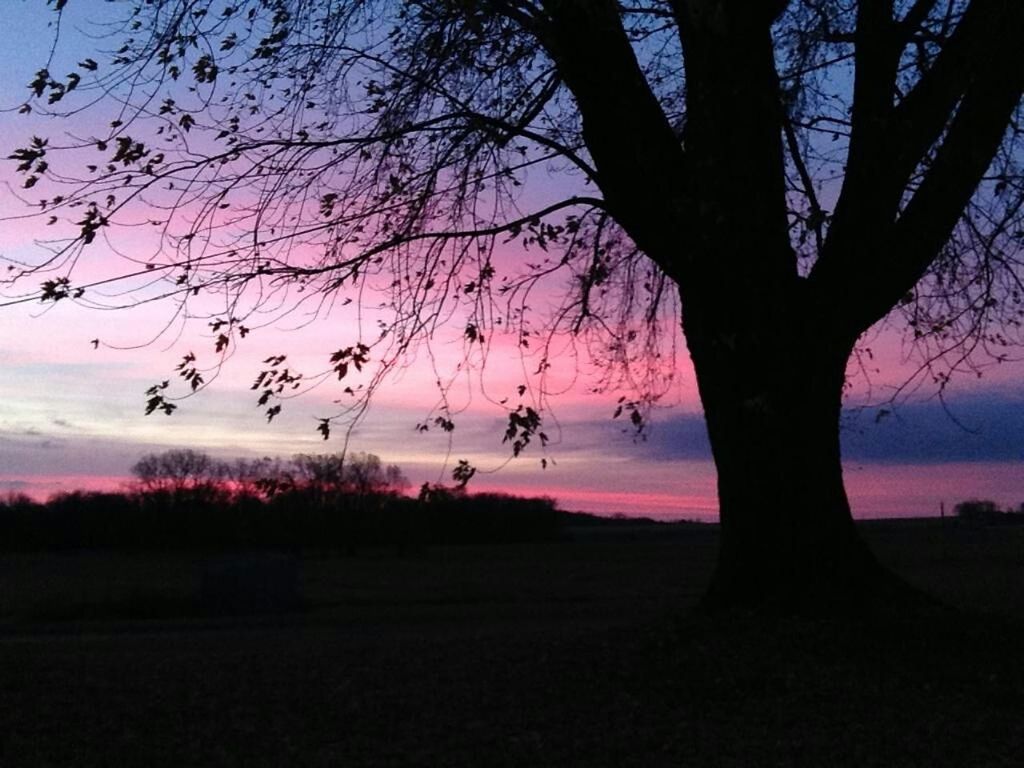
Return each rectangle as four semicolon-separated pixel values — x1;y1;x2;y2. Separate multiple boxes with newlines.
0;450;561;552
954;499;1024;523
8;0;1022;612
129;449;411;505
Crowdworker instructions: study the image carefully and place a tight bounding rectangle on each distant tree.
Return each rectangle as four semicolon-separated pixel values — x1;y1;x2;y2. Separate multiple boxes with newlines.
288;452;408;498
954;499;1002;521
131;448;220;503
129;455;163;495
288;453;345;498
220;456;290;499
4;1;1024;611
0;492;35;510
341;452;410;497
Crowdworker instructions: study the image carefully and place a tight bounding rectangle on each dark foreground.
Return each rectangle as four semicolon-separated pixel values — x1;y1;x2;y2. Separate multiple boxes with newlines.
1;519;1022;766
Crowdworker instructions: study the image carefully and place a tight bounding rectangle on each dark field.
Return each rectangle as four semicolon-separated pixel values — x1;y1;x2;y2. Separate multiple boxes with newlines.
1;520;1022;766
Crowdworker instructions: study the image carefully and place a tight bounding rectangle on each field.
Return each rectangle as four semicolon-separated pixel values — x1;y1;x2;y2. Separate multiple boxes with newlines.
1;519;1022;766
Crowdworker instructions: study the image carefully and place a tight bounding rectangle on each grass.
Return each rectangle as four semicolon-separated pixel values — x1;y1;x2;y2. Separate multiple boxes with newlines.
0;520;1022;766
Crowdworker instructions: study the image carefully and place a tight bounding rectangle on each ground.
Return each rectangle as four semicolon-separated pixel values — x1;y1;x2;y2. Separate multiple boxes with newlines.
1;520;1022;766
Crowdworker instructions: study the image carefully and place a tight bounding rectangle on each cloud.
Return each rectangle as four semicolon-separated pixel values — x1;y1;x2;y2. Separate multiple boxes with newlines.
842;393;1024;463
587;391;1024;465
633;413;712;461
0;429;138;476
509;411;712;464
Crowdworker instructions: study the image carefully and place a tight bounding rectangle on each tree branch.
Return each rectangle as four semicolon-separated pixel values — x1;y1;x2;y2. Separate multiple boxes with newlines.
537;0;688;271
889;0;1013;183
898;0;940;37
810;0;1024;338
783;113;826;256
672;0;794;282
817;1;901;256
853;60;1024;330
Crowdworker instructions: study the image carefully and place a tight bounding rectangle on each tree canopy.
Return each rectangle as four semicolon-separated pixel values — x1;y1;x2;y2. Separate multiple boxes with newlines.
5;2;1022;422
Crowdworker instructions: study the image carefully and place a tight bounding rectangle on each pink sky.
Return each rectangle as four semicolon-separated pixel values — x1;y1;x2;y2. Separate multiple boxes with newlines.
3;276;1020;518
0;3;1021;518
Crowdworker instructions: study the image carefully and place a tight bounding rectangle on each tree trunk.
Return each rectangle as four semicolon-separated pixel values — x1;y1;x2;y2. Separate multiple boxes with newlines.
684;305;908;615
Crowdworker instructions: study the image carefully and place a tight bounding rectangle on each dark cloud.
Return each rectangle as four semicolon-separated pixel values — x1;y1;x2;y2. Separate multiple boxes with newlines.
0;431;141;475
544;412;711;463
600;392;1024;465
842;394;1024;463
631;414;712;461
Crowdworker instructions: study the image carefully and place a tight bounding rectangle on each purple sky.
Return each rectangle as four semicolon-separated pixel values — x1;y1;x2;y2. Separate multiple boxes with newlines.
0;2;1021;518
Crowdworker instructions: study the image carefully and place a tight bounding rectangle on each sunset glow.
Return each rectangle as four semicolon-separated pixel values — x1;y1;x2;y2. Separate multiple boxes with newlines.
1;2;1021;521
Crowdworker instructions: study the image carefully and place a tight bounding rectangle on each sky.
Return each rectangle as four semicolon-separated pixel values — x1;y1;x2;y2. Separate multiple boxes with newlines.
0;1;1021;519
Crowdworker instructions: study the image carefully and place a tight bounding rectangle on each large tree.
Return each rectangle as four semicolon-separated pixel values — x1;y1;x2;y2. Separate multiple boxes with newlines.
4;1;1023;611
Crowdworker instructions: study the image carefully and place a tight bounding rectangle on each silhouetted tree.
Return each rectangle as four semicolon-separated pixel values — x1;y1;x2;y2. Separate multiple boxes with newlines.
261;452;408;497
220;456;291;500
340;452;410;497
954;499;1001;521
131;448;222;505
4;1;1023;611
